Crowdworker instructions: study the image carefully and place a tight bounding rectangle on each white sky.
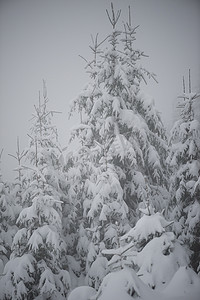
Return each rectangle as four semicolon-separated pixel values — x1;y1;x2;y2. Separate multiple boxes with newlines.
0;0;200;180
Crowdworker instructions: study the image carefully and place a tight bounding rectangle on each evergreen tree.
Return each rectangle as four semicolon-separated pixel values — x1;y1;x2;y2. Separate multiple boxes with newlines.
67;3;168;288
0;149;19;276
69;4;168;215
0;84;71;300
0;150;12;274
167;71;200;272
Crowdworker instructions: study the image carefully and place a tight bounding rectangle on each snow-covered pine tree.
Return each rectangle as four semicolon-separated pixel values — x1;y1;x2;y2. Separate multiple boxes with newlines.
167;70;200;272
67;3;168;290
0;150;12;274
0;83;71;300
69;3;168;217
0;149;19;276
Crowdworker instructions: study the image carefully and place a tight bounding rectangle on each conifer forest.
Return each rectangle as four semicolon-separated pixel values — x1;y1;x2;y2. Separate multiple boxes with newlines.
0;2;200;300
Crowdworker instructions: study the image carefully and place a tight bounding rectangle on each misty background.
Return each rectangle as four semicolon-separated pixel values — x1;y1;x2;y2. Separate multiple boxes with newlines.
0;0;200;181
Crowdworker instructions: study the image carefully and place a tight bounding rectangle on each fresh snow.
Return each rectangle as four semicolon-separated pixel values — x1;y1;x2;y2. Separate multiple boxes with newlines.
163;266;200;299
68;286;96;300
121;213;171;244
69;268;200;300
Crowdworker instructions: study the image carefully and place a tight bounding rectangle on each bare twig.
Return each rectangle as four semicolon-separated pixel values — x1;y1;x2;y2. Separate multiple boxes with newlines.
79;55;94;70
128;5;131;27
27;134;34;141
0;148;3;160
183;76;186;94
8;153;17;160
8;137;26;181
106;2;121;29
43;79;47;100
189;69;191;93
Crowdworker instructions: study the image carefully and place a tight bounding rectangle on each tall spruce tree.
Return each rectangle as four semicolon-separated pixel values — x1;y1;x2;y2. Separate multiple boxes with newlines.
67;3;168;288
0;83;71;300
167;70;200;272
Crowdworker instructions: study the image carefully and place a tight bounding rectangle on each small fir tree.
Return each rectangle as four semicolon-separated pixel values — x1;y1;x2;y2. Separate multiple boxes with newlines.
0;84;71;300
167;70;200;272
0;149;19;275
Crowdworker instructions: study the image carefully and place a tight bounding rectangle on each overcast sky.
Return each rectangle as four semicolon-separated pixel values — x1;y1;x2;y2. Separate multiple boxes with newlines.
0;0;200;180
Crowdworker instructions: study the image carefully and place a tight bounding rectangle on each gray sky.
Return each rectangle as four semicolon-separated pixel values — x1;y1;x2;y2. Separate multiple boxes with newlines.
0;0;200;180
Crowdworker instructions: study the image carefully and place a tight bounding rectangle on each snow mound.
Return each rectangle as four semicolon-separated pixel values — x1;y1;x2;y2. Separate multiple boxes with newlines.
95;269;141;300
68;286;96;300
88;267;200;300
136;233;189;288
93;268;170;300
87;256;108;290
163;266;200;299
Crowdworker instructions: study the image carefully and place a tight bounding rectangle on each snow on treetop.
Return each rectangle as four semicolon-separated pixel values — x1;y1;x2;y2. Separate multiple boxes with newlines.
121;212;172;243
